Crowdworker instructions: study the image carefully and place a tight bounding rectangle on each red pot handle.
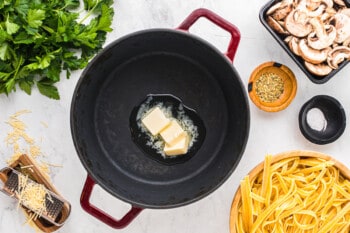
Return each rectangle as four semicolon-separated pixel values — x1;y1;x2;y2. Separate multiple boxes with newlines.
177;8;241;62
80;175;143;229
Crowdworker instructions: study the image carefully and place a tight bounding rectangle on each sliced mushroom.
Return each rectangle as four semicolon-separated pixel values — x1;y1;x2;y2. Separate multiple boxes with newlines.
305;0;322;11
321;0;333;8
304;61;333;76
267;2;282;15
266;0;293;16
272;4;293;20
267;16;290;35
284;35;293;43
299;39;330;63
334;0;346;6
327;46;350;68
332;13;350;43
307;18;336;49
320;11;336;22
343;37;350;47
325;7;337;15
288;36;301;55
285;10;312;37
297;0;327;17
266;0;350;76
307;4;326;17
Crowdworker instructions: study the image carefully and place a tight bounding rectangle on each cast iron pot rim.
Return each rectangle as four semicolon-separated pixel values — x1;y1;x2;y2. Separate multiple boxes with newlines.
70;28;250;209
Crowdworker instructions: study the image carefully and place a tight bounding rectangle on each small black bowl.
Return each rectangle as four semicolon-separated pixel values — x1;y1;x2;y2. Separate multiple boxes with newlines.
299;95;346;145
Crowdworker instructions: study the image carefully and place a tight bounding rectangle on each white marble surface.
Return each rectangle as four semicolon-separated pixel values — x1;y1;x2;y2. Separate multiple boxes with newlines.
1;0;350;232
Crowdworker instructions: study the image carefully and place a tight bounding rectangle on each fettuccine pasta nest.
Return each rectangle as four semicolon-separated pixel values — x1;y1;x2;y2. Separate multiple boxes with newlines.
230;151;350;233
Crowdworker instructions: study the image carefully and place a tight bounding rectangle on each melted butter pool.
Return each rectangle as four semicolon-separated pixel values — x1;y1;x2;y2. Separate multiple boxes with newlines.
130;94;206;165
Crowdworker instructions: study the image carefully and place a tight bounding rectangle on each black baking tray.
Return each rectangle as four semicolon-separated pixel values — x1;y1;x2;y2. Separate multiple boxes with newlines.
259;0;350;84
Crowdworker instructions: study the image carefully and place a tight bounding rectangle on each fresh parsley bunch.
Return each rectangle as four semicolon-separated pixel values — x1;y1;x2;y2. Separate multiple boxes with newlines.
0;0;114;99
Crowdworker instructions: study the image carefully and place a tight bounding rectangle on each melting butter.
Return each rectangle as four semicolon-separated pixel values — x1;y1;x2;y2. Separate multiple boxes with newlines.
137;98;198;158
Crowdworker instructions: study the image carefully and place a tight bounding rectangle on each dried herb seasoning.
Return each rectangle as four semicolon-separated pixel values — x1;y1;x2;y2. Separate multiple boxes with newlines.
255;72;284;103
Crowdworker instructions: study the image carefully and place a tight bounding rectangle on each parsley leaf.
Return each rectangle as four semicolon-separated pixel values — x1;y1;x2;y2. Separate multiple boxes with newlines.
0;0;114;99
19;78;33;95
37;78;60;100
5;17;20;35
27;9;46;28
65;0;80;9
0;42;12;60
95;4;114;32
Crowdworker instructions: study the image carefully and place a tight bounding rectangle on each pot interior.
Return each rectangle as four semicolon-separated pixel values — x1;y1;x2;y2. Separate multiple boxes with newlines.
71;29;249;208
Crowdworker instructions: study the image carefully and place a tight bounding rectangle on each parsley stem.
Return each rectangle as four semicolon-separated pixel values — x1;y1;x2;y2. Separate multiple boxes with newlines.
78;0;102;24
13;56;23;80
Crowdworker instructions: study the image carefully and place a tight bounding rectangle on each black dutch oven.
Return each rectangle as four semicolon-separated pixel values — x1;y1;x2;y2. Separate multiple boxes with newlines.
70;8;250;229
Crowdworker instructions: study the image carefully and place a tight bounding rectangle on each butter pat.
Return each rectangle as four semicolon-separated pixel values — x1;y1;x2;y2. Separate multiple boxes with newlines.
160;120;185;146
164;132;189;156
141;107;170;135
141;106;191;157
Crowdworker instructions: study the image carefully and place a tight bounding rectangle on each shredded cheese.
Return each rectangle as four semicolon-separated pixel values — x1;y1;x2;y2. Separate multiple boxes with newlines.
3;110;61;231
22;208;45;233
16;173;50;222
236;156;350;233
5;110;47;176
17;174;48;213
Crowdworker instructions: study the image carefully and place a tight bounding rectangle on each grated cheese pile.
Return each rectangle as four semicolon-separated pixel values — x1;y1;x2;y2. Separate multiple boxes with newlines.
16;173;51;221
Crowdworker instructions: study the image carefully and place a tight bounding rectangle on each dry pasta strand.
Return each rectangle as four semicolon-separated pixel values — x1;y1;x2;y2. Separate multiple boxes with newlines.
240;176;253;232
261;154;272;206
